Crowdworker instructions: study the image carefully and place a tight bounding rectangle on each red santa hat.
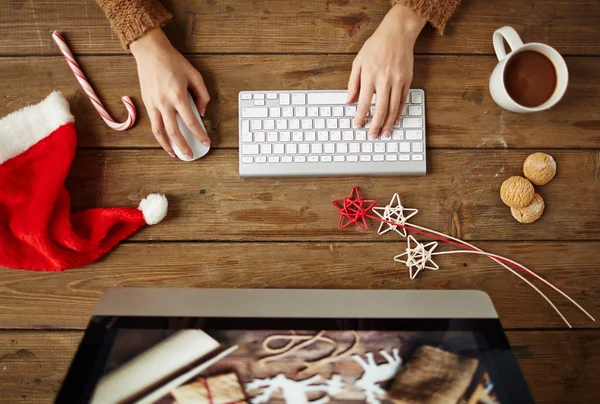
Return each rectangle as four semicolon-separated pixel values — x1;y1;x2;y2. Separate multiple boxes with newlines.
0;92;168;271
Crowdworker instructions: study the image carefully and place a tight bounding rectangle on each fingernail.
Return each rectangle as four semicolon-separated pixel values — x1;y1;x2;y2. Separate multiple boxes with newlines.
383;130;391;137
202;141;211;147
200;108;206;117
185;152;194;160
168;152;176;158
369;132;378;140
354;119;363;128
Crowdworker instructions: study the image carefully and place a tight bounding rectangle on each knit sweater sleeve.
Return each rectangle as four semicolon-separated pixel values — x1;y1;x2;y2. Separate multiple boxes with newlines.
390;0;462;34
95;0;173;48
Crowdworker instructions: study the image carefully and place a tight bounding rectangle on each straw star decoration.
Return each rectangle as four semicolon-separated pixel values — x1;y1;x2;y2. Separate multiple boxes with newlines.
394;236;439;280
372;193;418;237
332;187;376;231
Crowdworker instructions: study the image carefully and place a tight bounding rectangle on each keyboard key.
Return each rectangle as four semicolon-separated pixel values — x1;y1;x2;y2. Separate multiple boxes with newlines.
256;156;267;163
315;119;325;129
267;93;278;100
276;119;288;130
340;118;351;129
321;155;333;162
334;155;345;162
274;144;285;154
392;130;404;140
242;108;268;118
387;142;398;153
347;155;359;162
280;131;291;142
374;155;384;162
411;91;423;104
308;156;319;162
242;156;253;163
296;107;306;117
409;105;422;116
402;118;423;128
342;131;353;141
311;143;323;154
317;131;328;141
333;106;344;117
362;143;373;153
270;107;281;118
308;107;319;117
289;119;300;130
241;132;252;143
254;99;265;106
267;132;277;142
405;130;423;140
292;131;303;142
345;106;357;116
360;155;372;162
286;144;297;154
326;119;338;129
307;92;347;105
241;93;252;100
242;145;259;155
264;120;275;130
292;93;306;105
282;107;294;117
375;142;386;153
299;144;310;154
399;142;411;152
260;144;272;154
330;131;342;141
399;154;410;161
280;93;290;105
282;156;293;163
295;156;306;163
349;143;360;153
255;132;266;142
305;131;316;142
301;119;313;129
336;143;348;153
385;154;398;162
355;131;367;141
254;93;265;100
412;154;424;161
242;120;250;134
402;105;407;116
251;120;262;130
320;107;332;116
324;143;335;154
412;142;424;153
268;156;280;163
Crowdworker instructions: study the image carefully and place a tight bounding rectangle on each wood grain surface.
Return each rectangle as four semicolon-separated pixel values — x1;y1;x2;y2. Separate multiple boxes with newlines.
1;56;599;149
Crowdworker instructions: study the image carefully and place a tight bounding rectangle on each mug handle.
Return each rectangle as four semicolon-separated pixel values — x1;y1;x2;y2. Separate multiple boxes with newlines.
493;26;524;61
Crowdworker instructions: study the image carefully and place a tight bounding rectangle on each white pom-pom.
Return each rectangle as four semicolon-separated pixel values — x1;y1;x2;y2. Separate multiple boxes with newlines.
138;193;168;225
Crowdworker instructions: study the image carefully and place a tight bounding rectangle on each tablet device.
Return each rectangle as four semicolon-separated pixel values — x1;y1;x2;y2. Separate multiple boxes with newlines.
56;288;533;403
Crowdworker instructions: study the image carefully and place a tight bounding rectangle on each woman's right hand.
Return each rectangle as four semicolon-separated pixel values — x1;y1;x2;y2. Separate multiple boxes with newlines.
130;28;210;159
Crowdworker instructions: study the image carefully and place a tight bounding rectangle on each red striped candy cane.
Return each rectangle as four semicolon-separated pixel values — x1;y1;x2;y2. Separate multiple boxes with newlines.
52;31;136;131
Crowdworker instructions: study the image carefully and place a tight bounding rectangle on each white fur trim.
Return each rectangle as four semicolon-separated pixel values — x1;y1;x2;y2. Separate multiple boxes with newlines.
0;91;74;165
138;193;168;225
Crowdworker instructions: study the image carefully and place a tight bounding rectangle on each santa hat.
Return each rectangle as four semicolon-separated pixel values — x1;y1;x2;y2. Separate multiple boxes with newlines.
0;92;168;271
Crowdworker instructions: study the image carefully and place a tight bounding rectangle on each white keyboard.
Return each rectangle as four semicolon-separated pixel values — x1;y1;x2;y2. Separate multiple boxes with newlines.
238;90;426;177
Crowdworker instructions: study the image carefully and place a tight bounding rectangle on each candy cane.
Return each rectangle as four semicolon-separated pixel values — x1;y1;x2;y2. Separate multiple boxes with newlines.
52;31;136;131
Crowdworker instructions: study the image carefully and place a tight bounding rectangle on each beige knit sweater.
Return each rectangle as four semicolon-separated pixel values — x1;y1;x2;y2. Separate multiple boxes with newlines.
95;0;461;48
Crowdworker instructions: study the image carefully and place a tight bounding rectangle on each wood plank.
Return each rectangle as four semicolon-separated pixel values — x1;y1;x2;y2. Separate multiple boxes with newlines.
1;56;599;149
53;149;600;242
0;242;597;330
0;330;598;403
1;0;600;56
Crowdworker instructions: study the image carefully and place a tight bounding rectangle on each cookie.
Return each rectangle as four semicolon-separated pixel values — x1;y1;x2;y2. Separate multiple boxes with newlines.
511;193;545;224
500;176;535;208
523;152;556;185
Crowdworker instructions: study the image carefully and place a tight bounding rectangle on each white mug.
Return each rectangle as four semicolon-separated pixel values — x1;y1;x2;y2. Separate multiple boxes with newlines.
489;26;568;113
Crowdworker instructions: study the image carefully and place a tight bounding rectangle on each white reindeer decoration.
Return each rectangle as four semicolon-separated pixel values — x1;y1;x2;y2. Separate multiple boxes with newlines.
352;348;402;404
246;373;343;404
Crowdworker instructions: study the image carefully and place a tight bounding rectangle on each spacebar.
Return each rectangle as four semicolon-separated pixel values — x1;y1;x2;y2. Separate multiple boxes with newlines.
307;93;347;105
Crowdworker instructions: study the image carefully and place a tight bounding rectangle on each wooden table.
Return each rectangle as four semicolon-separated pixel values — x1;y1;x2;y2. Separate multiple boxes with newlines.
0;1;598;402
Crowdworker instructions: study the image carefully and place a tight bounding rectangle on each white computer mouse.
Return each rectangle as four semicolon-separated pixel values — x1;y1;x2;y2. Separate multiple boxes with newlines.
170;93;211;161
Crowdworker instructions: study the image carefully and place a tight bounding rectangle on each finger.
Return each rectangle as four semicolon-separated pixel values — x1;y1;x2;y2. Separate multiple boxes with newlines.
149;107;175;158
396;86;410;126
382;85;402;136
189;72;211;117
176;98;211;147
346;62;361;104
355;77;374;129
369;84;391;139
162;108;193;160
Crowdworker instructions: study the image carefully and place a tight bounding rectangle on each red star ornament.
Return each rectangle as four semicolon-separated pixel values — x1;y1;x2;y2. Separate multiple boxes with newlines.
332;187;377;231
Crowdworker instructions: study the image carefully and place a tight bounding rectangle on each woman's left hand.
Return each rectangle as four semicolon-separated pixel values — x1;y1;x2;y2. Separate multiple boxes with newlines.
348;4;426;139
